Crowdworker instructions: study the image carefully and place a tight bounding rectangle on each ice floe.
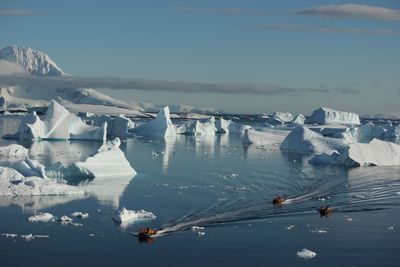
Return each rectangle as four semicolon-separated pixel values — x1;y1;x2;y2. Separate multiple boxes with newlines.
241;128;289;146
297;248;317;259
28;212;54;222
280;126;348;154
310;139;400;167
308;107;360;125
6;101;106;141
133;106;176;138
71;211;89;219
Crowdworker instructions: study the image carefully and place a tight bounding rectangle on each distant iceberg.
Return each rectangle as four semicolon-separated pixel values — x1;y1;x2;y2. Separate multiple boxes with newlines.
241;128;289;146
308;107;360;125
280;126;348;154
310;139;400;167
91;114;135;138
6;100;106;141
177;116;217;135
133;106;176;138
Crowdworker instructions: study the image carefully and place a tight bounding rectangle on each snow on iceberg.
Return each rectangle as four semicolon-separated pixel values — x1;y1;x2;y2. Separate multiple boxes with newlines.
310;139;400;167
46;138;136;179
308;107;360;125
280;126;348;154
0;144;28;158
9;101;106;141
177;117;217;135
133;106;176;138
241;128;289;146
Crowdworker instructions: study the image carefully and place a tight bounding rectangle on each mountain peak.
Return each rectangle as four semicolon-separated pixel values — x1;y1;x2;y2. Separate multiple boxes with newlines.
0;45;65;76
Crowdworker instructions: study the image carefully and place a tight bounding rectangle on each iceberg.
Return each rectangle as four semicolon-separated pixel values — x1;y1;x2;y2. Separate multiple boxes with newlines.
133;106;176;138
0;166;85;196
280;126;348;154
8;100;106;141
28;212;54;222
241;128;289;146
46;138;136;179
92;114;135;138
292;113;305;125
308;107;360;125
0;144;28;158
297;248;317;259
310;139;400;167
215;118;231;133
112;207;156;224
266;112;294;125
71;211;89;219
177;117;217;136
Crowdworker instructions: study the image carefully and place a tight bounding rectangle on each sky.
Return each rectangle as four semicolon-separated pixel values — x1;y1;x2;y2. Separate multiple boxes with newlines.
1;0;400;114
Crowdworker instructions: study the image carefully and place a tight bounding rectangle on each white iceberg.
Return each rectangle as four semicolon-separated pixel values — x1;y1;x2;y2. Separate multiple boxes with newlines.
310;139;400;167
177;117;217;136
297;248;317;259
280;126;348;154
133;106;176;138
266;111;294;125
0;144;28;158
215;118;231;133
46;138;136;179
92;114;135;138
28;212;54;222
292;113;305;125
0;166;85;196
9;100;106;141
308;107;360;125
241;128;289;146
228;122;252;135
71;211;89;219
112;207;156;224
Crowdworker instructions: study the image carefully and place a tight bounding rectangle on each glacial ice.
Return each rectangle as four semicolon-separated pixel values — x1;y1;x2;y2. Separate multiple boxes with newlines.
9;101;106;141
266;112;294;125
308;107;360;125
112;207;157;224
297;248;317;259
91;114;135;138
28;212;54;222
215;118;231;133
133;106;176;138
310;139;400;167
292;114;305;125
241;128;289;146
0;144;28;158
177;116;217;135
280;126;349;154
46;138;136;179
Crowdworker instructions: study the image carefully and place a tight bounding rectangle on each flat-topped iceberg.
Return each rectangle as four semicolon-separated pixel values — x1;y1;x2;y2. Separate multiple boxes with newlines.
241;128;289;146
177;117;217;136
46;138;136;179
308;107;360;126
7;100;106;141
280;126;348;154
310;139;400;167
133;106;176;138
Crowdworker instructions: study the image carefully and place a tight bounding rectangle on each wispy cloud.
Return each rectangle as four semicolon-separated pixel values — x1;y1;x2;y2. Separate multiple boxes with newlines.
0;9;42;16
256;24;400;35
174;6;269;16
0;73;355;95
293;4;400;21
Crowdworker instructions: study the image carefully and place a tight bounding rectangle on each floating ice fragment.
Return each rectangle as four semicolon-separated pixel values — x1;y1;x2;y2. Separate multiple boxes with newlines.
387;226;394;230
56;215;73;223
286;225;295;230
113;207;156;224
191;226;205;231
20;234;34;241
297;248;317;259
1;233;18;238
28;212;54;222
198;231;205;236
71;211;89;219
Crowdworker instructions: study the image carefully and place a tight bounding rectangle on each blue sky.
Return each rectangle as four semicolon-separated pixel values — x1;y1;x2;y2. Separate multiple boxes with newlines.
1;0;400;114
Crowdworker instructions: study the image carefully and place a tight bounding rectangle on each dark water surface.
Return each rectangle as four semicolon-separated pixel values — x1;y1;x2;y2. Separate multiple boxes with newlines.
0;116;399;267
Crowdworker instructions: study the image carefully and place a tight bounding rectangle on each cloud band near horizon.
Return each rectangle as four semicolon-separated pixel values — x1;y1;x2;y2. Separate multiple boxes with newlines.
0;73;359;95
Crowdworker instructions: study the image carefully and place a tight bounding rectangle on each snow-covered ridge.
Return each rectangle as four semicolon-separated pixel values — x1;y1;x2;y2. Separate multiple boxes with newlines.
0;46;64;76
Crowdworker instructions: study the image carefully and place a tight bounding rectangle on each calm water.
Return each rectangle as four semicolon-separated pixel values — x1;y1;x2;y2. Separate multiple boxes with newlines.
0;116;399;267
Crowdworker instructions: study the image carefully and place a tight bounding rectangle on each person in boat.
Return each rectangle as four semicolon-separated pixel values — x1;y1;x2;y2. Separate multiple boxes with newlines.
319;206;333;217
138;227;157;236
272;195;285;205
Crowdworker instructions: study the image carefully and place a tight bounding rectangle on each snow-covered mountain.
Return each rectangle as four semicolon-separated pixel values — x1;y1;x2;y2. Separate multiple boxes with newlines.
0;45;223;115
0;45;64;76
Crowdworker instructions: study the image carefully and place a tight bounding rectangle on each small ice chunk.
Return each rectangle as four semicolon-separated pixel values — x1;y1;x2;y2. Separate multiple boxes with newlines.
388;226;394;230
297;248;317;259
28;212;54;222
1;233;18;238
71;211;89;219
191;226;205;231
34;235;49;238
89;233;95;237
56;215;73;223
198;231;205;236
286;225;295;230
20;234;34;241
113;207;156;223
